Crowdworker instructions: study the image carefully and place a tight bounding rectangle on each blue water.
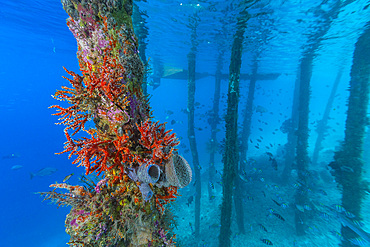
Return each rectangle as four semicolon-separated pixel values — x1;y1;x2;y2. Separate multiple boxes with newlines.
1;0;370;246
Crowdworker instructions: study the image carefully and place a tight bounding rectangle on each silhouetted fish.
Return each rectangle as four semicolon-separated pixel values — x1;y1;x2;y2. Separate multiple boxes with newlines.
261;239;273;245
11;165;23;170
271;158;278;171
272;199;281;206
255;105;268;114
273;212;285;221
30;167;57;179
187;196;194;206
165;110;174;115
348;237;369;247
2;153;21;159
258;224;268;232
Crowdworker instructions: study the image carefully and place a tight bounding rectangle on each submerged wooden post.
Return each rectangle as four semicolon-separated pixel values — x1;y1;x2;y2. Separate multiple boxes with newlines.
186;11;201;240
187;51;202;239
292;0;342;235
330;22;370;247
219;10;248;247
294;52;312;236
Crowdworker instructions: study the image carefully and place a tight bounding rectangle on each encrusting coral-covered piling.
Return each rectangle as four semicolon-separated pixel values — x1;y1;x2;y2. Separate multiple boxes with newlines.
40;0;192;246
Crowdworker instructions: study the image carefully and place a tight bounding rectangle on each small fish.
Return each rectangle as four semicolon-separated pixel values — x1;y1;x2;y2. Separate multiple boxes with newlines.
267;208;275;214
318;189;327;195
189;222;194;232
2;153;21;159
246;196;254;201
209;223;221;229
333;204;346;213
308;225;319;233
319;212;330;220
293;182;302;189
11;165;23;170
261;238;273;245
340;166;354;173
337;213;370;243
272;199;281;206
209;182;214;189
258;224;268;232
30;167;57;179
281;203;289;209
353;220;365;228
348;237;368;246
271;159;278;171
165;110;174;115
63;173;74;183
345;211;355;218
187;196;194;206
296;204;305;212
171;120;183;125
256;105;268;113
330;230;343;240
273;212;285;221
303;204;312;211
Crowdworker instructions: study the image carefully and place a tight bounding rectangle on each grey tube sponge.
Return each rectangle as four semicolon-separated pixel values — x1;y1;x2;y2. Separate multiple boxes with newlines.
138;183;154;201
137;163;161;184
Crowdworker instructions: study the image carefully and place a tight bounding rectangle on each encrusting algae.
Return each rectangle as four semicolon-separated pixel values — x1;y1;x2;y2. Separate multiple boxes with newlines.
40;1;192;246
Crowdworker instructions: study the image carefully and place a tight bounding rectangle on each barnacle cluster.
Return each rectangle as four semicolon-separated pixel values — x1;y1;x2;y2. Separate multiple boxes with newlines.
41;1;192;246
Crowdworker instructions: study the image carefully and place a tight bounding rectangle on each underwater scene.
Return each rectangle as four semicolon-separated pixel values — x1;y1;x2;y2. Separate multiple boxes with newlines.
0;0;370;246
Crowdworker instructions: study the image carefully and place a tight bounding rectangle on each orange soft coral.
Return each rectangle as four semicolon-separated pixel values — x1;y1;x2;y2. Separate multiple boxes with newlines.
137;120;179;165
50;67;88;135
155;186;179;214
